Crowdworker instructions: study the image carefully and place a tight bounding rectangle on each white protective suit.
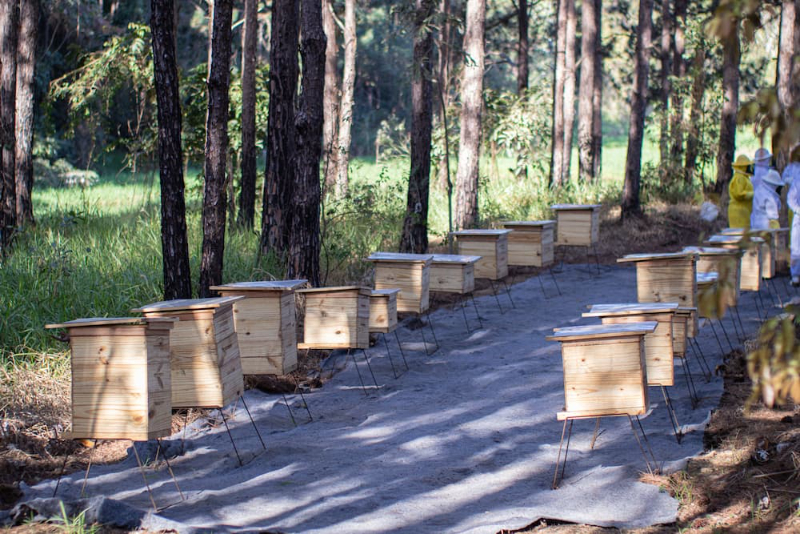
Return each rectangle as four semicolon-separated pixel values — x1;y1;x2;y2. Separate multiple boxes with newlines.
753;148;771;190
750;180;781;230
785;163;800;277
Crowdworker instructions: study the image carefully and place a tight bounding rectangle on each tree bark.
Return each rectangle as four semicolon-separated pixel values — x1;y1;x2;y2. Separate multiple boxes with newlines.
400;0;436;253
591;0;602;179
714;17;740;197
150;0;192;300
0;0;18;251
549;0;567;186
577;0;598;182
658;0;671;167
15;0;36;226
261;0;299;254
562;0;577;181
669;0;686;166
436;0;452;191
199;0;233;297
289;0;325;285
333;0;356;197
621;0;653;220
517;0;528;93
454;0;485;229
322;0;339;195
774;0;796;173
237;0;257;230
684;39;705;183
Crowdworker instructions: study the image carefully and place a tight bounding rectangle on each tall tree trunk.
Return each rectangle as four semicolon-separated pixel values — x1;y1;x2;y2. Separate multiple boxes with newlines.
260;0;299;254
321;0;339;195
237;0;257;229
684;39;705;183
15;0;36;226
289;0;324;285
774;0;796;173
454;0;485;229
562;0;577;181
517;0;528;93
400;0;435;253
334;0;356;197
549;0;567;186
669;0;686;166
714;18;740;197
150;0;192;300
658;0;672;167
0;0;18;251
591;0;603;179
621;0;653;220
577;0;598;182
436;0;452;191
199;0;233;297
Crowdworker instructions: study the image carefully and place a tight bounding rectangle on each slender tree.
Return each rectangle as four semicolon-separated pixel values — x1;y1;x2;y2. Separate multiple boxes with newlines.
289;0;325;285
454;0;485;228
562;0;577;180
621;0;653;219
436;0;453;191
237;0;257;229
658;0;672;166
333;0;356;197
774;0;797;173
714;13;740;197
578;0;599;182
400;0;436;253
684;39;705;182
199;0;234;297
14;0;36;226
322;0;340;194
669;0;686;165
150;0;192;299
517;0;528;93
0;0;18;251
549;0;567;186
591;0;603;179
261;0;299;254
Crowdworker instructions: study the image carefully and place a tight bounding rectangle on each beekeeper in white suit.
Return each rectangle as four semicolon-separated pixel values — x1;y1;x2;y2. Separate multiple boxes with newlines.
750;169;783;230
752;148;772;190
785;160;800;285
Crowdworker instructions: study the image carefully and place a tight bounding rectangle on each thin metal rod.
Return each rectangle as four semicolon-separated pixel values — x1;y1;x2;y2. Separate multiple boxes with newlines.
132;442;159;510
382;332;400;378
240;396;266;450
757;288;769;318
549;268;562;296
348;349;368;396
691;337;712;382
291;374;313;421
753;290;765;321
221;410;244;466
589;417;601;450
501;279;516;308
552;418;573;489
460;299;472;334
156;439;185;501
537;272;548;298
728;305;742;342
734;305;747;339
425;309;440;351
52;449;71;498
661;386;683;444
591;243;601;275
681;352;700;409
489;279;504;313
420;317;431;355
80;439;98;497
393;329;409;370
469;293;483;329
715;317;735;352
281;393;298;427
635;416;660;471
627;416;655;474
359;348;379;388
706;318;726;355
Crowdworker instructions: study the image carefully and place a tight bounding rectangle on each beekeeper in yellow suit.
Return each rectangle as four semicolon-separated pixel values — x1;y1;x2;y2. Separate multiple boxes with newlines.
728;155;754;228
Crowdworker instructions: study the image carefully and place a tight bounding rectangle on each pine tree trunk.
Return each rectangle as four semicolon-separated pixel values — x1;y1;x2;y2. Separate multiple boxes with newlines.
14;0;36;226
322;0;339;195
150;0;192;300
334;0;356;197
714;19;740;197
549;0;567;186
454;0;485;229
400;0;435;253
436;0;452;191
517;0;528;93
289;0;324;285
562;0;577;181
199;0;233;297
658;0;671;168
591;0;603;179
261;0;299;254
684;40;705;183
0;0;18;251
774;0;796;173
237;0;257;229
669;0;686;166
621;0;653;220
577;0;597;182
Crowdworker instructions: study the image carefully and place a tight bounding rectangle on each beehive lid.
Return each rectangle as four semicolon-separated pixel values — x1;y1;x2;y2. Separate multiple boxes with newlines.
132;296;244;313
366;252;434;264
46;317;177;329
209;279;307;292
682;246;739;256
502;220;556;226
450;229;512;236
370;288;401;297
676;306;697;315
696;272;719;284
550;204;601;210
706;234;765;245
617;251;697;263
583;302;680;317
547;321;657;342
431;254;481;264
720;228;746;235
297;286;371;295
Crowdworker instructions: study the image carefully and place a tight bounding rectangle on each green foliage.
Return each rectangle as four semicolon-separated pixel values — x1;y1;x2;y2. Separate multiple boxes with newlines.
49;502;99;534
746;307;800;410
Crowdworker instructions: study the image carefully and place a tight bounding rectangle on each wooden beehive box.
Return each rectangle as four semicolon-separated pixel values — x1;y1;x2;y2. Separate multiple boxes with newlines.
760;228;789;277
618;252;698;306
451;229;511;280
705;235;762;291
45;317;175;441
672;307;695;357
583;303;678;387
366;252;433;314
547;322;656;420
297;286;371;349
551;204;601;246
133;297;244;409
430;254;480;294
683;246;740;307
369;289;399;333
209;280;306;376
502;220;555;267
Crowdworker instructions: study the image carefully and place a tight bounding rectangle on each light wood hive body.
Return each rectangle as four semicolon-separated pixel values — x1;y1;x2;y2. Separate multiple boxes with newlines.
684;247;740;309
552;205;600;246
46;318;175;441
452;231;510;280
369;289;399;333
596;314;674;386
503;221;555;267
429;255;479;294
705;236;762;291
298;287;371;349
210;281;305;376
372;262;431;314
134;298;244;409
672;308;695;357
